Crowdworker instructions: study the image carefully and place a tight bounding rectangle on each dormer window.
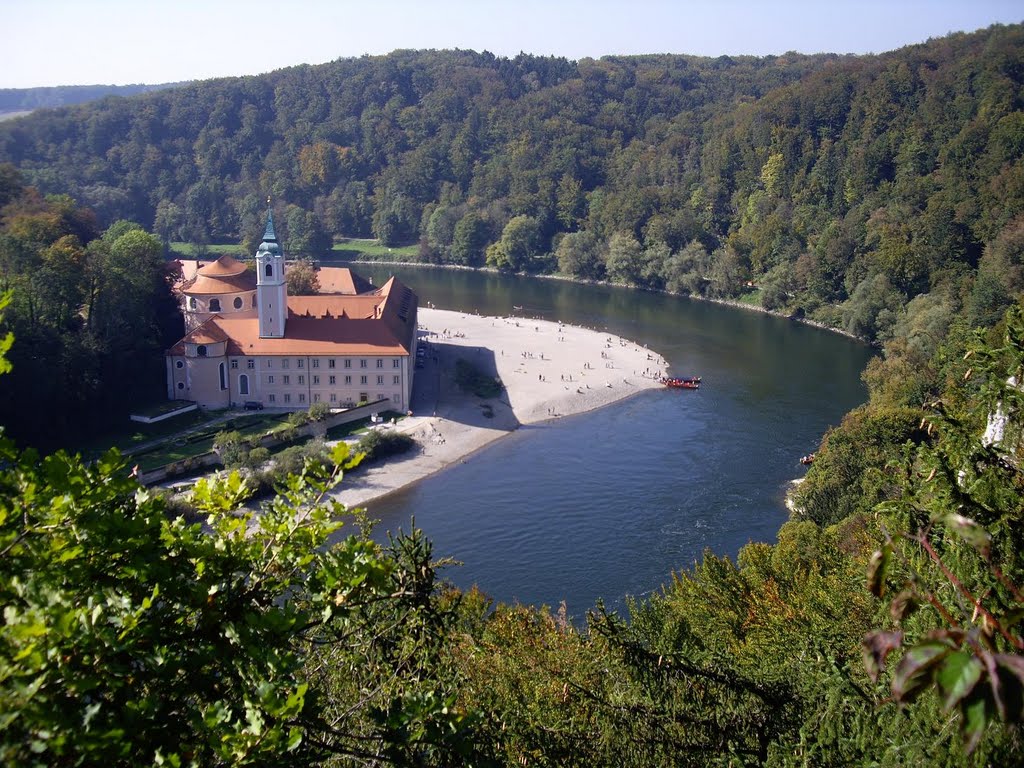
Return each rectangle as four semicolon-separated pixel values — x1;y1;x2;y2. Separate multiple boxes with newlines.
197;345;207;357
233;297;242;309
188;297;197;310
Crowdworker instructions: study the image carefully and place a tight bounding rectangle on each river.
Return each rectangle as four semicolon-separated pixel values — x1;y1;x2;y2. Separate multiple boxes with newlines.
343;264;873;616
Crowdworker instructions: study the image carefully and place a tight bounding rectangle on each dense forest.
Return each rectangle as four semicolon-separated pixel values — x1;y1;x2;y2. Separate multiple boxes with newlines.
1;24;1022;343
2;23;1024;766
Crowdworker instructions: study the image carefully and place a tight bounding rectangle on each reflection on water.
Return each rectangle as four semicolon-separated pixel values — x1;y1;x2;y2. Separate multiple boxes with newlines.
339;264;873;615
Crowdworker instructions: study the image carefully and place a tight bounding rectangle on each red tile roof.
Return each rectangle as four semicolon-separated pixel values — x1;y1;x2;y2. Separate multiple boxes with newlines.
198;254;248;277
316;266;376;295
167;272;417;357
167;317;232;354
179;255;256;295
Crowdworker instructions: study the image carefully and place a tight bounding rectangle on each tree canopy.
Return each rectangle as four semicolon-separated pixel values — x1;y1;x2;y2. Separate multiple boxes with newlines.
0;25;1021;338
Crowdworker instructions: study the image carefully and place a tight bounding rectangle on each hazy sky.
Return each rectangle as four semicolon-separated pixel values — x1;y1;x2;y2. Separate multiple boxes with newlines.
5;0;1022;89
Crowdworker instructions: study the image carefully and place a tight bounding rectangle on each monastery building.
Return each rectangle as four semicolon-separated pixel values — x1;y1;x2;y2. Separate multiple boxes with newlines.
166;211;418;411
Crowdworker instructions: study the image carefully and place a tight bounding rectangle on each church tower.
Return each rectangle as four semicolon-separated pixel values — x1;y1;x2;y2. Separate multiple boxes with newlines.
255;207;288;338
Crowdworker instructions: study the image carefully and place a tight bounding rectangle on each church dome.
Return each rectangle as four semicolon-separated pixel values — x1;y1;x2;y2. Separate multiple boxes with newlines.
197;254;248;278
182;254;256;295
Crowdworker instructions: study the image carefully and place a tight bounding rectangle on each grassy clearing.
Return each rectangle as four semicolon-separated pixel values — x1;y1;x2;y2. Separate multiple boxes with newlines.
328;239;418;262
129;412;295;471
169;239;419;263
169;242;244;258
78;409;214;459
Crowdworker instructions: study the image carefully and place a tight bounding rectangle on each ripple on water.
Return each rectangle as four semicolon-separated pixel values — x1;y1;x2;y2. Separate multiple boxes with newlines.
355;265;873;616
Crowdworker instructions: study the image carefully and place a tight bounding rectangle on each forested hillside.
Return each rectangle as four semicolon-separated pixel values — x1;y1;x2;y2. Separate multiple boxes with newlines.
2;24;1022;341
3;23;1024;766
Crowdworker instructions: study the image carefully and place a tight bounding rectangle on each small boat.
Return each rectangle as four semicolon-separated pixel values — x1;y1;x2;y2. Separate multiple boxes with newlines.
799;453;815;466
662;377;700;389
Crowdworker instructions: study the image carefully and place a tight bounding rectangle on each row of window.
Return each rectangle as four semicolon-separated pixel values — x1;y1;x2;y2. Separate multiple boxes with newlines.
263;374;400;386
188;296;256;312
229;358;403;370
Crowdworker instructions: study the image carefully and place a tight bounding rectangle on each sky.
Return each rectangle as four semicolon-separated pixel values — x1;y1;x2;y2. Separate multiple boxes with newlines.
5;0;1023;89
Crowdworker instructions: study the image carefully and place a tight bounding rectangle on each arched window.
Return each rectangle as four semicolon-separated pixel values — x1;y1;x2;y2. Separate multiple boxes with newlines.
196;345;207;357
188;297;197;310
233;296;243;309
209;298;221;312
219;362;226;391
265;264;273;278
252;295;257;308
239;373;249;395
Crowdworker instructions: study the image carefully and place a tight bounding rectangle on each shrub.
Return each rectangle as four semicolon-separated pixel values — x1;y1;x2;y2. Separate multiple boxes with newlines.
308;401;332;421
356;429;416;463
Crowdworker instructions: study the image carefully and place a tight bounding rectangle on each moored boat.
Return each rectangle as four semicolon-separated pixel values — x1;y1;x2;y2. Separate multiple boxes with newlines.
662;376;700;389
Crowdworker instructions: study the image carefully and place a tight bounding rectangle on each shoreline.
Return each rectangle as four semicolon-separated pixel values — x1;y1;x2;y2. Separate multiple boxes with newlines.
331;308;666;509
333;258;871;346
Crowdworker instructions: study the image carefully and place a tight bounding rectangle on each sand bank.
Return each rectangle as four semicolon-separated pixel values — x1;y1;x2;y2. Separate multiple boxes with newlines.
332;308;667;508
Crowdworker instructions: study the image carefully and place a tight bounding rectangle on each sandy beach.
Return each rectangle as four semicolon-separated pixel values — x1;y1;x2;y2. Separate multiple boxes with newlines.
332;308;667;508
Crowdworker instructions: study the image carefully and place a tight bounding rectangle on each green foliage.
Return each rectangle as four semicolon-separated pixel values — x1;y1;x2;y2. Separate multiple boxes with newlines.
0;439;476;765
486;215;541;272
3;27;1024;334
355;428;416;463
285;258;320;295
861;305;1024;754
0;187;179;448
794;405;928;527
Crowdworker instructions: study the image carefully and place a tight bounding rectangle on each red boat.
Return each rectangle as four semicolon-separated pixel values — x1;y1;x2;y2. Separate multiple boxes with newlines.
662;377;700;389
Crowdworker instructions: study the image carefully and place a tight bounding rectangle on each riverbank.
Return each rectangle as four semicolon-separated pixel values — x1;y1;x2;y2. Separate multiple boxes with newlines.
334;258;869;345
331;308;667;508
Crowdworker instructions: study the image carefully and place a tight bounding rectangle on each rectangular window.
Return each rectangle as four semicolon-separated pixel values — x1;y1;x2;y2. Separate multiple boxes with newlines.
268;375;275;384
330;393;337;403
297;359;304;369
393;375;400;385
298;375;305;385
282;359;289;369
299;393;305;403
393;359;401;368
230;360;238;369
376;375;384;385
328;359;336;369
267;360;273;369
344;359;351;369
313;393;320;402
329;375;336;385
268;393;276;403
284;393;291;403
376;359;383;368
345;375;352;384
247;359;255;369
283;375;290;385
360;375;367;385
359;392;368;403
360;359;367;368
313;375;320;385
311;359;319;368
